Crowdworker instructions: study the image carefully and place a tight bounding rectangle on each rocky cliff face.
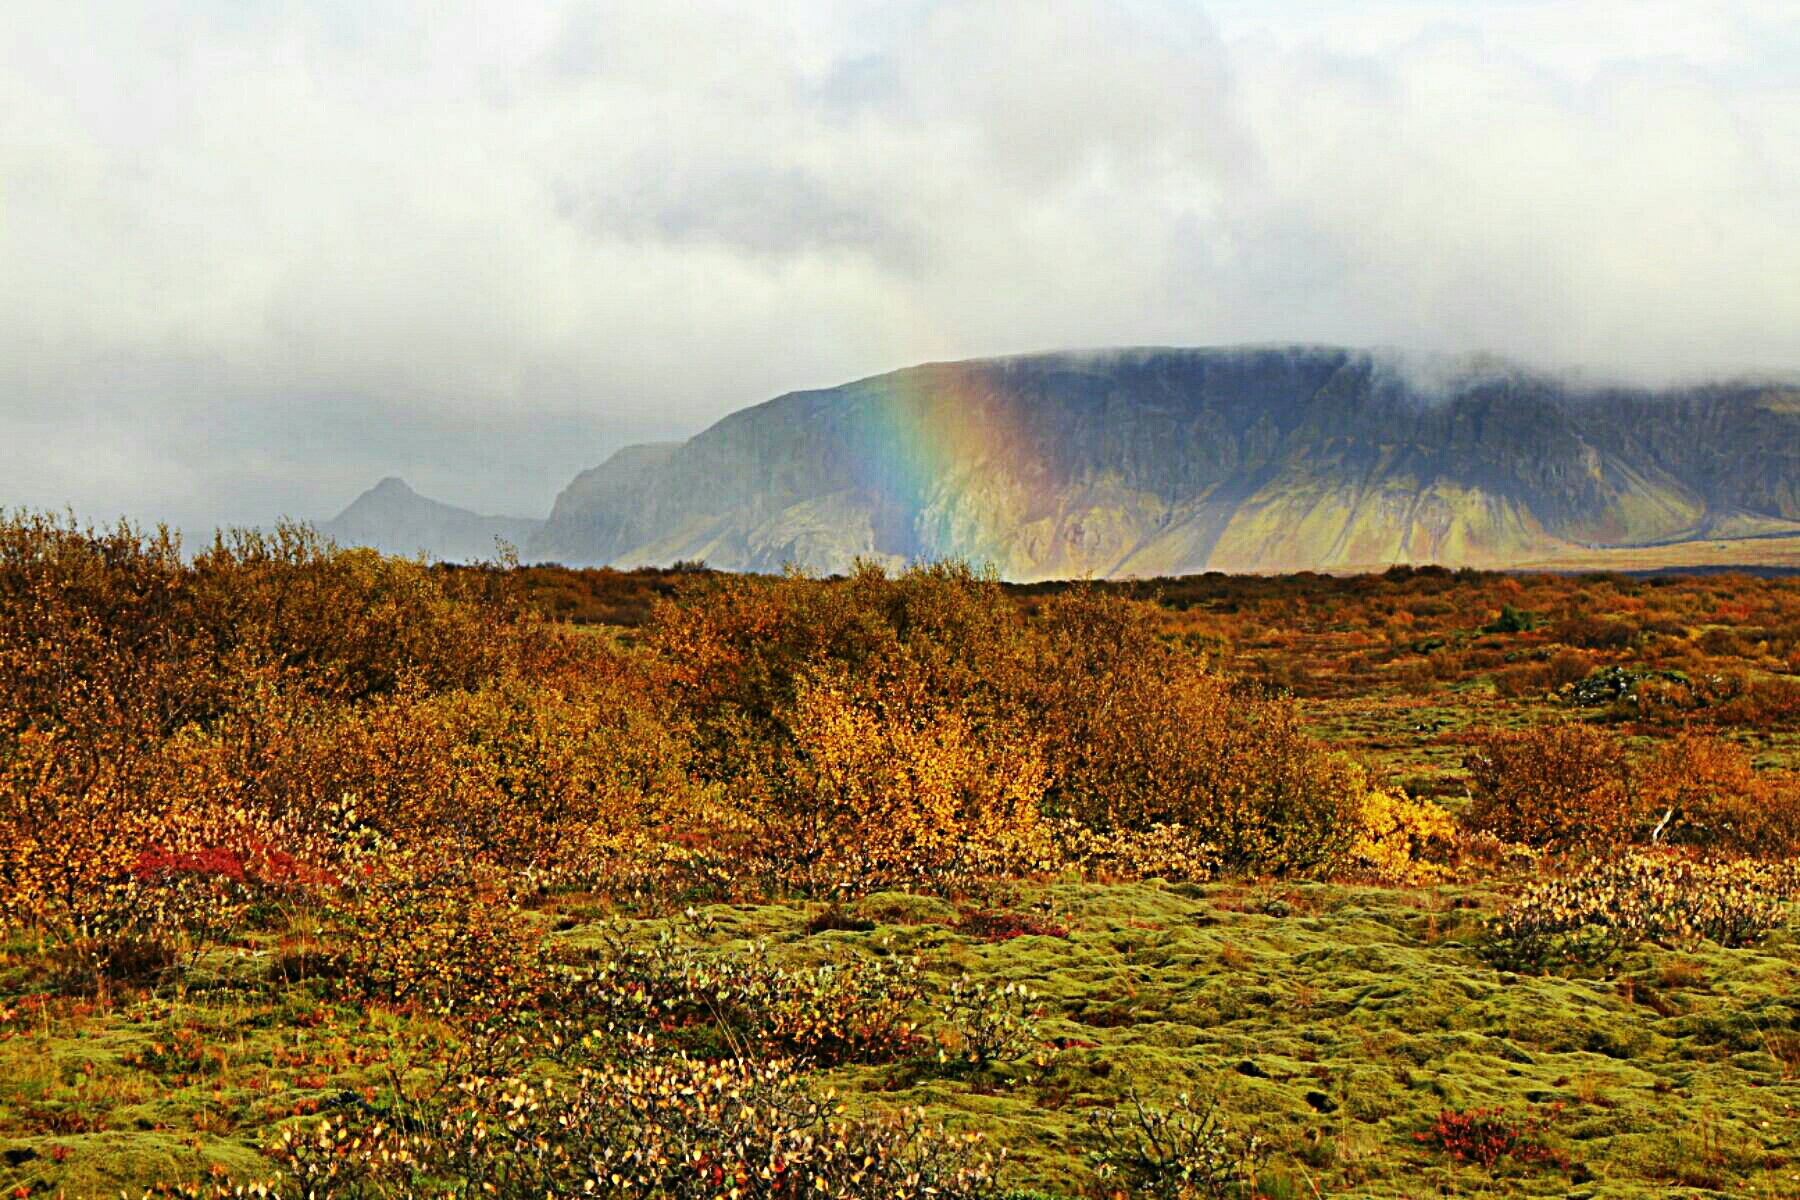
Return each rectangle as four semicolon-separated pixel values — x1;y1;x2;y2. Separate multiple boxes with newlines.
321;477;542;563
526;347;1800;578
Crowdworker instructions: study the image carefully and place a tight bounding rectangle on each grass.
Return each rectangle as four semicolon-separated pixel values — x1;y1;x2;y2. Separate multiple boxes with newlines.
4;878;1797;1198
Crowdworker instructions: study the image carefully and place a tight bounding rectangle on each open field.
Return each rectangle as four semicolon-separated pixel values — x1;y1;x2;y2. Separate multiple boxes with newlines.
4;519;1800;1198
7;878;1798;1199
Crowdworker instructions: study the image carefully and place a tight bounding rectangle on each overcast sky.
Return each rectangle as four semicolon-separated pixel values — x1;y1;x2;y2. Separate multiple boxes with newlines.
5;1;1800;533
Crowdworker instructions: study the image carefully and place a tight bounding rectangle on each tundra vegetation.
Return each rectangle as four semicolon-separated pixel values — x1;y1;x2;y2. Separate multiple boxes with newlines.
2;515;1799;1199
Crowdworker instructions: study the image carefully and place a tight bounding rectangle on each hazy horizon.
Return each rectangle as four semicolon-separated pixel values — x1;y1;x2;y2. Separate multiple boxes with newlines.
7;1;1800;534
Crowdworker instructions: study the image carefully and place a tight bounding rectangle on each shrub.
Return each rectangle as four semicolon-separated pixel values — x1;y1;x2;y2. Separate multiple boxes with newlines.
1465;724;1640;849
0;766;334;991
327;865;549;1018
294;669;689;867
1552;616;1637;651
1347;784;1458;884
1050;821;1218;883
1635;733;1800;856
652;571;1368;881
262;1055;1001;1200
939;977;1045;1067
565;923;928;1066
1415;1106;1567;1172
1087;1088;1269;1200
772;674;1051;887
1034;590;1362;875
648;560;1033;795
1048;651;1362;873
1484;853;1790;970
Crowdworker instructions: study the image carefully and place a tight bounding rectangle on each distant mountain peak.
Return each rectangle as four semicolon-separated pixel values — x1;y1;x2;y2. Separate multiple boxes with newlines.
322;478;542;563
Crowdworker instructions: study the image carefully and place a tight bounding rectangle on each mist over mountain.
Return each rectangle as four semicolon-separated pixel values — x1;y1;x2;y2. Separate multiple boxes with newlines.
523;346;1800;579
320;477;541;563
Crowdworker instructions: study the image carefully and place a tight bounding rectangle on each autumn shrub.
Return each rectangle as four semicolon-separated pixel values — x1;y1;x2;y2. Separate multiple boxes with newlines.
0;751;336;990
1553;615;1638;651
0;515;533;754
184;524;536;702
1484;853;1790;970
1030;589;1364;874
1627;669;1800;729
644;561;1062;890
938;976;1046;1068
564;923;928;1066
651;568;1367;881
1465;724;1641;849
1347;783;1458;884
649;560;1032;794
1635;733;1800;856
0;511;585;975
1712;675;1800;727
264;1053;1001;1200
1050;821;1219;883
290;668;688;867
1491;664;1540;700
1542;648;1599;689
1087;1088;1269;1200
1415;1106;1567;1172
325;864;548;1018
771;674;1052;887
1053;663;1362;872
523;821;742;910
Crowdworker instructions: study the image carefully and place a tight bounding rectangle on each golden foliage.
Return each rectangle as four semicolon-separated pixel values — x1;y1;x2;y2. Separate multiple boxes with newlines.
1487;852;1792;968
1348;779;1458;884
778;675;1050;884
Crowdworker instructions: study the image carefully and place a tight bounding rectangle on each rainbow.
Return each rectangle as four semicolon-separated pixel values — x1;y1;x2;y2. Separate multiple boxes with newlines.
836;359;1052;565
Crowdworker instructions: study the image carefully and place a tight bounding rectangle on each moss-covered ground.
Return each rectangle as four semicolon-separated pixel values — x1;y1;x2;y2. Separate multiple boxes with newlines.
5;876;1797;1199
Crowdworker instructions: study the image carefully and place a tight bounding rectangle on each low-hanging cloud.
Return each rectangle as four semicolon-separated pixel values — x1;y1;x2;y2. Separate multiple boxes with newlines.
3;0;1798;534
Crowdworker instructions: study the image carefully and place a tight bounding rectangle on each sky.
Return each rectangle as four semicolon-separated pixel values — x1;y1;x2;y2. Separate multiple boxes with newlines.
5;1;1800;533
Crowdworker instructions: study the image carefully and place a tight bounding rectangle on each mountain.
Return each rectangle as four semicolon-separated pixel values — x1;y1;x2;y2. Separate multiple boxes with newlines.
528;346;1800;579
321;477;542;563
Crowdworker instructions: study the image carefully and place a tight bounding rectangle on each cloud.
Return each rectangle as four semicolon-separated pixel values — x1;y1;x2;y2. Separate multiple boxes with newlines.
3;0;1799;532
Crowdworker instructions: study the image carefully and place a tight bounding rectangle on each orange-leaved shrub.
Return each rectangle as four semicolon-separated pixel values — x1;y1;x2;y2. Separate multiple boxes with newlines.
1636;733;1800;857
1465;724;1641;849
0;512;691;987
1032;588;1363;873
1465;722;1800;856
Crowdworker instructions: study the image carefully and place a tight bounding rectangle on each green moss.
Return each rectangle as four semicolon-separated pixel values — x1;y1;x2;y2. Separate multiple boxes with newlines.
5;878;1798;1198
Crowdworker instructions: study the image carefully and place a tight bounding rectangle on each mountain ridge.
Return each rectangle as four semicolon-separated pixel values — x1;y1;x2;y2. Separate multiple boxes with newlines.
321;346;1800;576
527;346;1800;578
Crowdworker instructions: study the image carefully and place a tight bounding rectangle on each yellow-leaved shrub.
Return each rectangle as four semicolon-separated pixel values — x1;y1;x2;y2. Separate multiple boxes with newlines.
778;676;1051;885
1347;776;1458;884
